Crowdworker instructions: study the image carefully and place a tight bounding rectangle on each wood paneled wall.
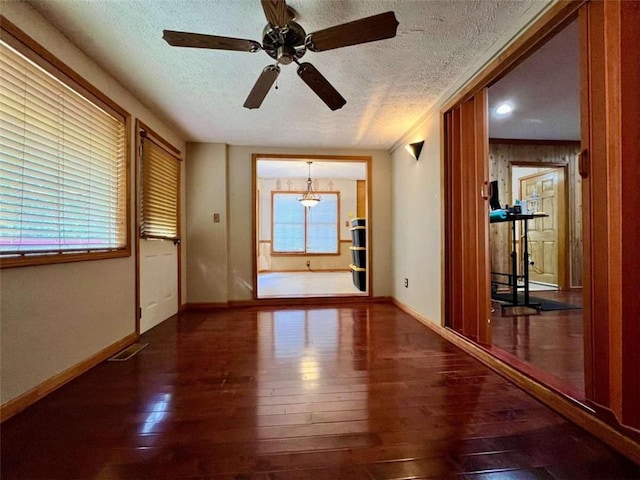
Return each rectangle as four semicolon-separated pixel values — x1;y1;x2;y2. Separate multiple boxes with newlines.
488;141;582;288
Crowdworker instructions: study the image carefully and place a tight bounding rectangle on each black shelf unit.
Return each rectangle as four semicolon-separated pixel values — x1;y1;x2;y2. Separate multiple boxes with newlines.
349;218;366;291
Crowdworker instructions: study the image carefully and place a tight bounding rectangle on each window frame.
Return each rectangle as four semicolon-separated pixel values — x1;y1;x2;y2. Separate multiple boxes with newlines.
270;190;340;256
0;16;131;269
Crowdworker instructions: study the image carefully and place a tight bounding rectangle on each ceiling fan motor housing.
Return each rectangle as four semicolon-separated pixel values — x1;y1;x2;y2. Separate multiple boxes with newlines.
262;21;307;64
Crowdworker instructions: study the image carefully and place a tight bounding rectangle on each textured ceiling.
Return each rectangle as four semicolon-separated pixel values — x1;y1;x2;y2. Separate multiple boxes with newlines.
28;0;548;149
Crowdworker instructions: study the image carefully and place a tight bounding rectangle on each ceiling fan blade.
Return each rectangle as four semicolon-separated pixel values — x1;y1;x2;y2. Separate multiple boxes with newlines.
261;0;289;28
306;11;399;52
163;30;261;52
244;65;280;109
297;62;346;111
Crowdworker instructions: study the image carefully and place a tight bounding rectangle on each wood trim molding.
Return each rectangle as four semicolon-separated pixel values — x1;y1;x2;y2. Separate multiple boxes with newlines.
136;120;182;159
391;298;640;464
230;296;388;308
184;297;389;311
0;332;138;422
260;240;360;244
182;302;230;310
253;153;372;299
252;154;372;162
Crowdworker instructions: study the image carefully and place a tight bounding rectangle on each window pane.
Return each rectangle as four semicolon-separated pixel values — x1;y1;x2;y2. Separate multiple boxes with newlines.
306;193;338;253
273;193;304;252
0;39;127;259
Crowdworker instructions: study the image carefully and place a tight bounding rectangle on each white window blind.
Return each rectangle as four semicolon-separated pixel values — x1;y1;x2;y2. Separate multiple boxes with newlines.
272;193;305;252
139;132;180;240
306;194;338;253
0;38;127;262
272;192;338;254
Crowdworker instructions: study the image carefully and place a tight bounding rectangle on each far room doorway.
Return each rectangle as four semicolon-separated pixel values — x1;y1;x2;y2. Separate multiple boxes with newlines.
487;18;584;396
443;15;585;399
253;154;371;299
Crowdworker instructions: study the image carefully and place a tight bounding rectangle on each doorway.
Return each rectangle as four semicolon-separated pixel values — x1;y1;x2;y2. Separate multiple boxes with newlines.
253;154;371;299
445;0;640;443
135;121;182;334
485;18;583;396
444;15;585;397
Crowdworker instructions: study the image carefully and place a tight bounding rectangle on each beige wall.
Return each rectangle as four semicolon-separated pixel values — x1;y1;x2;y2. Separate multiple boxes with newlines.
258;241;353;272
257;177;357;272
391;115;443;325
387;1;553;327
185;143;228;303
0;2;186;405
224;146;391;301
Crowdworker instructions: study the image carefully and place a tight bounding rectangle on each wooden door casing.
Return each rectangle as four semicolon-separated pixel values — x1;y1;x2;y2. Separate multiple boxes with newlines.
520;168;566;287
581;0;640;431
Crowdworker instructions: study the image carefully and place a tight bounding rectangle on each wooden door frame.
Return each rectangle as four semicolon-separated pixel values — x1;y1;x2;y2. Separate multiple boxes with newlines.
512;163;570;290
443;0;640;462
134;120;183;335
251;154;373;300
443;91;491;345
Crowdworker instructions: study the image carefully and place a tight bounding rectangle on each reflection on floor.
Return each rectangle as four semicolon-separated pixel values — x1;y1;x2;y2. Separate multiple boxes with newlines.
258;271;365;298
491;289;584;398
2;303;637;478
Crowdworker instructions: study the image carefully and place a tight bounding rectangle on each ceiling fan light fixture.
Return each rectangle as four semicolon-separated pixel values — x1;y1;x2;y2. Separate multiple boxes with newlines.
298;161;320;208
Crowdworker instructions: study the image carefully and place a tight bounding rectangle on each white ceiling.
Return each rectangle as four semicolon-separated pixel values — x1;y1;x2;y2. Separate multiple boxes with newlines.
489;19;579;140
28;0;552;149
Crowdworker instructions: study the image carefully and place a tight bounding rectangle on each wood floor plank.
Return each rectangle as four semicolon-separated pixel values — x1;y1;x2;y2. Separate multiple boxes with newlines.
1;303;637;479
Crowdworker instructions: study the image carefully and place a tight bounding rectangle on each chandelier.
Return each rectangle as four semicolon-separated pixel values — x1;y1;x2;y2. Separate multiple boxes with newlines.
298;161;320;208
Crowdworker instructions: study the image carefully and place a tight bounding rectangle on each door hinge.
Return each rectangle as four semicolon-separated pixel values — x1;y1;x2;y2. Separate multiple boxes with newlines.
579;149;589;178
139;307;142;319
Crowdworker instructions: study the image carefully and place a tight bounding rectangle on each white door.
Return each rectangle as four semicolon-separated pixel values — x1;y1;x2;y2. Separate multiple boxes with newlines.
140;238;178;333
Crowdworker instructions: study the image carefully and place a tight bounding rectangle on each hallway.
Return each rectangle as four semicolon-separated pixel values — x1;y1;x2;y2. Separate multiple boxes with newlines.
2;303;637;479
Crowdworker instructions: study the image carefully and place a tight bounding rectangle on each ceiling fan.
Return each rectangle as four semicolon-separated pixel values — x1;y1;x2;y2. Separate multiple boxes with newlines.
162;0;399;111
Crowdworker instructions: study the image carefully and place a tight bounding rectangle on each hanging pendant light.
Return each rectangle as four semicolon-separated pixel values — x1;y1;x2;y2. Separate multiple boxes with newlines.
298;161;321;208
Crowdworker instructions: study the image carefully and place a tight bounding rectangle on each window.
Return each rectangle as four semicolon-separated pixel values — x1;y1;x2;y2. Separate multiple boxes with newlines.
138;123;181;240
0;18;129;268
272;192;339;254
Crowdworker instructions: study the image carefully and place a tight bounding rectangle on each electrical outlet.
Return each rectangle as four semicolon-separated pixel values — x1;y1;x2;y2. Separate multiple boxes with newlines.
404;278;409;288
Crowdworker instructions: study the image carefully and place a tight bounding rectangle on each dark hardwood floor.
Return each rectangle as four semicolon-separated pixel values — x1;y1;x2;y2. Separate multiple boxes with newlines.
491;290;585;397
2;302;638;479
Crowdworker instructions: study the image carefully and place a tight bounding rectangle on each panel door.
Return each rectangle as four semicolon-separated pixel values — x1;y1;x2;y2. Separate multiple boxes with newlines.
521;169;559;285
140;238;178;333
